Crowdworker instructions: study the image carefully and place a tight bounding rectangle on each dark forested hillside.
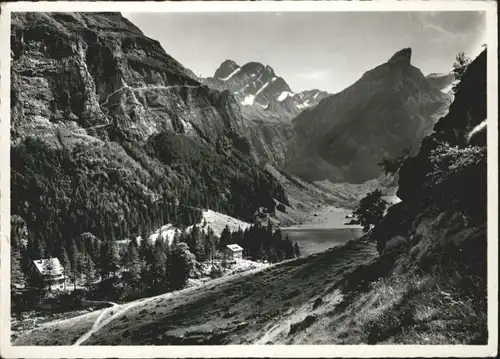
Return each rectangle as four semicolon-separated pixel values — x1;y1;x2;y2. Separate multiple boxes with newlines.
10;12;287;261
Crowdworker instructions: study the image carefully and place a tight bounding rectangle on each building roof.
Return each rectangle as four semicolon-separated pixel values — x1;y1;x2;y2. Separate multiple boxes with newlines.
226;244;243;252
33;258;65;277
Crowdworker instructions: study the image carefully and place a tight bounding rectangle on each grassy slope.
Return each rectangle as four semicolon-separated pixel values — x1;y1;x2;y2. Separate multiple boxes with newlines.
14;238;378;345
14;230;485;345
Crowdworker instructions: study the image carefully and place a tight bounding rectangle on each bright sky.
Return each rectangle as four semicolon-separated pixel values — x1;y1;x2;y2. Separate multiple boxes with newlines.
123;11;486;94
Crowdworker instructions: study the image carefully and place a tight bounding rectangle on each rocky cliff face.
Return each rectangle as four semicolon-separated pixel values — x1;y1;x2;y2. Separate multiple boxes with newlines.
426;71;455;94
204;60;329;122
286;48;452;184
201;60;329;166
10;12;289;254
11;12;250;146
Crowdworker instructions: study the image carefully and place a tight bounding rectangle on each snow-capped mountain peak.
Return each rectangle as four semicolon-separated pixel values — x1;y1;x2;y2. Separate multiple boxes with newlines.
203;60;330;122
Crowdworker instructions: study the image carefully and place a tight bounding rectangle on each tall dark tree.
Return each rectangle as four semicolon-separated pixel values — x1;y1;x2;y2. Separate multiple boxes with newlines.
100;240;120;278
151;241;168;293
42;259;55;290
283;235;295;259
219;225;232;250
294;242;301;258
79;253;96;289
353;189;388;232
452;51;471;93
204;227;216;264
127;242;142;286
168;243;196;290
59;248;70;290
69;241;80;290
11;248;26;289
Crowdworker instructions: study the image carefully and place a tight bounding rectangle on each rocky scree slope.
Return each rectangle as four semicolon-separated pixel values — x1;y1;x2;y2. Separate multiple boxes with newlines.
202;60;329;167
10;12;288;255
286;48;453;184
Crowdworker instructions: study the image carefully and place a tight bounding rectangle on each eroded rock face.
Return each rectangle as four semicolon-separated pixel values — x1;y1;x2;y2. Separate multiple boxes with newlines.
202;60;329;166
204;60;329;122
10;12;290;249
11;12;249;146
285;48;453;184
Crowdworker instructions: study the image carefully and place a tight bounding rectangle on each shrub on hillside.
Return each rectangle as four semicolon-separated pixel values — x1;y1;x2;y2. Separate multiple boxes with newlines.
353;189;389;233
427;143;486;219
427;143;486;185
210;265;223;279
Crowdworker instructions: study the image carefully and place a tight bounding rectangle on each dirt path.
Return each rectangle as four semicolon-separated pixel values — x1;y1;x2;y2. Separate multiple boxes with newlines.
74;264;275;345
73;302;119;345
13;262;275;346
79;239;378;345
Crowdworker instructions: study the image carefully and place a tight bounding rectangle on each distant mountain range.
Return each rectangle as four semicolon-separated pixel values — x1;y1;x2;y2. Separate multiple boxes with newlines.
285;48;453;183
201;60;330;123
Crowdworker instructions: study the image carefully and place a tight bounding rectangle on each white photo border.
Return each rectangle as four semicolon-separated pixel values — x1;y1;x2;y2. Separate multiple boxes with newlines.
0;1;497;358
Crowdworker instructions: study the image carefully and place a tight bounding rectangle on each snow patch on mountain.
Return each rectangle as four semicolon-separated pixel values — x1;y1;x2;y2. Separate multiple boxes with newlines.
255;82;269;96
241;94;256;106
218;67;241;81
441;84;453;94
277;91;295;102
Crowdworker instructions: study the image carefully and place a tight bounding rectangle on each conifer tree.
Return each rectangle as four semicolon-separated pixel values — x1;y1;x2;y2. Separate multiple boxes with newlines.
219;225;232;250
294;242;301;258
204;227;216;264
168;243;195;290
191;226;205;261
11;247;25;289
69;241;80;290
59;248;70;290
107;240;120;277
100;240;120;278
79;253;96;289
127;243;142;286
35;236;46;259
151;242;167;293
43;258;55;290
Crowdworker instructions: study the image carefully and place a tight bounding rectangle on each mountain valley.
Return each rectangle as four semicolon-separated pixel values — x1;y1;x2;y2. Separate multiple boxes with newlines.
8;11;489;348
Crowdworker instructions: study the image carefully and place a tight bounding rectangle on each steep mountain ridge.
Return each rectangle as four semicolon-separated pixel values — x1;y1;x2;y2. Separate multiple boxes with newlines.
286;47;452;184
11;12;250;145
10;12;288;258
200;59;329;167
426;71;455;93
204;59;329;121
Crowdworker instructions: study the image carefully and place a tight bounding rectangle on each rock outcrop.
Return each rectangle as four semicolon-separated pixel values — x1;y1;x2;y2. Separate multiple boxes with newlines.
286;48;452;184
373;48;487;280
204;60;329;122
202;60;329;166
11;12;250;146
10;12;288;254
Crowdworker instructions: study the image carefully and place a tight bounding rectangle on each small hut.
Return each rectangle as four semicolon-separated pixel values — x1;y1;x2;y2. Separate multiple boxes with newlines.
31;258;66;290
224;244;243;261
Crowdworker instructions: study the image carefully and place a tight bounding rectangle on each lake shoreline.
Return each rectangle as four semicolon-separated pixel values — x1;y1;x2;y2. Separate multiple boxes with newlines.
280;205;364;257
